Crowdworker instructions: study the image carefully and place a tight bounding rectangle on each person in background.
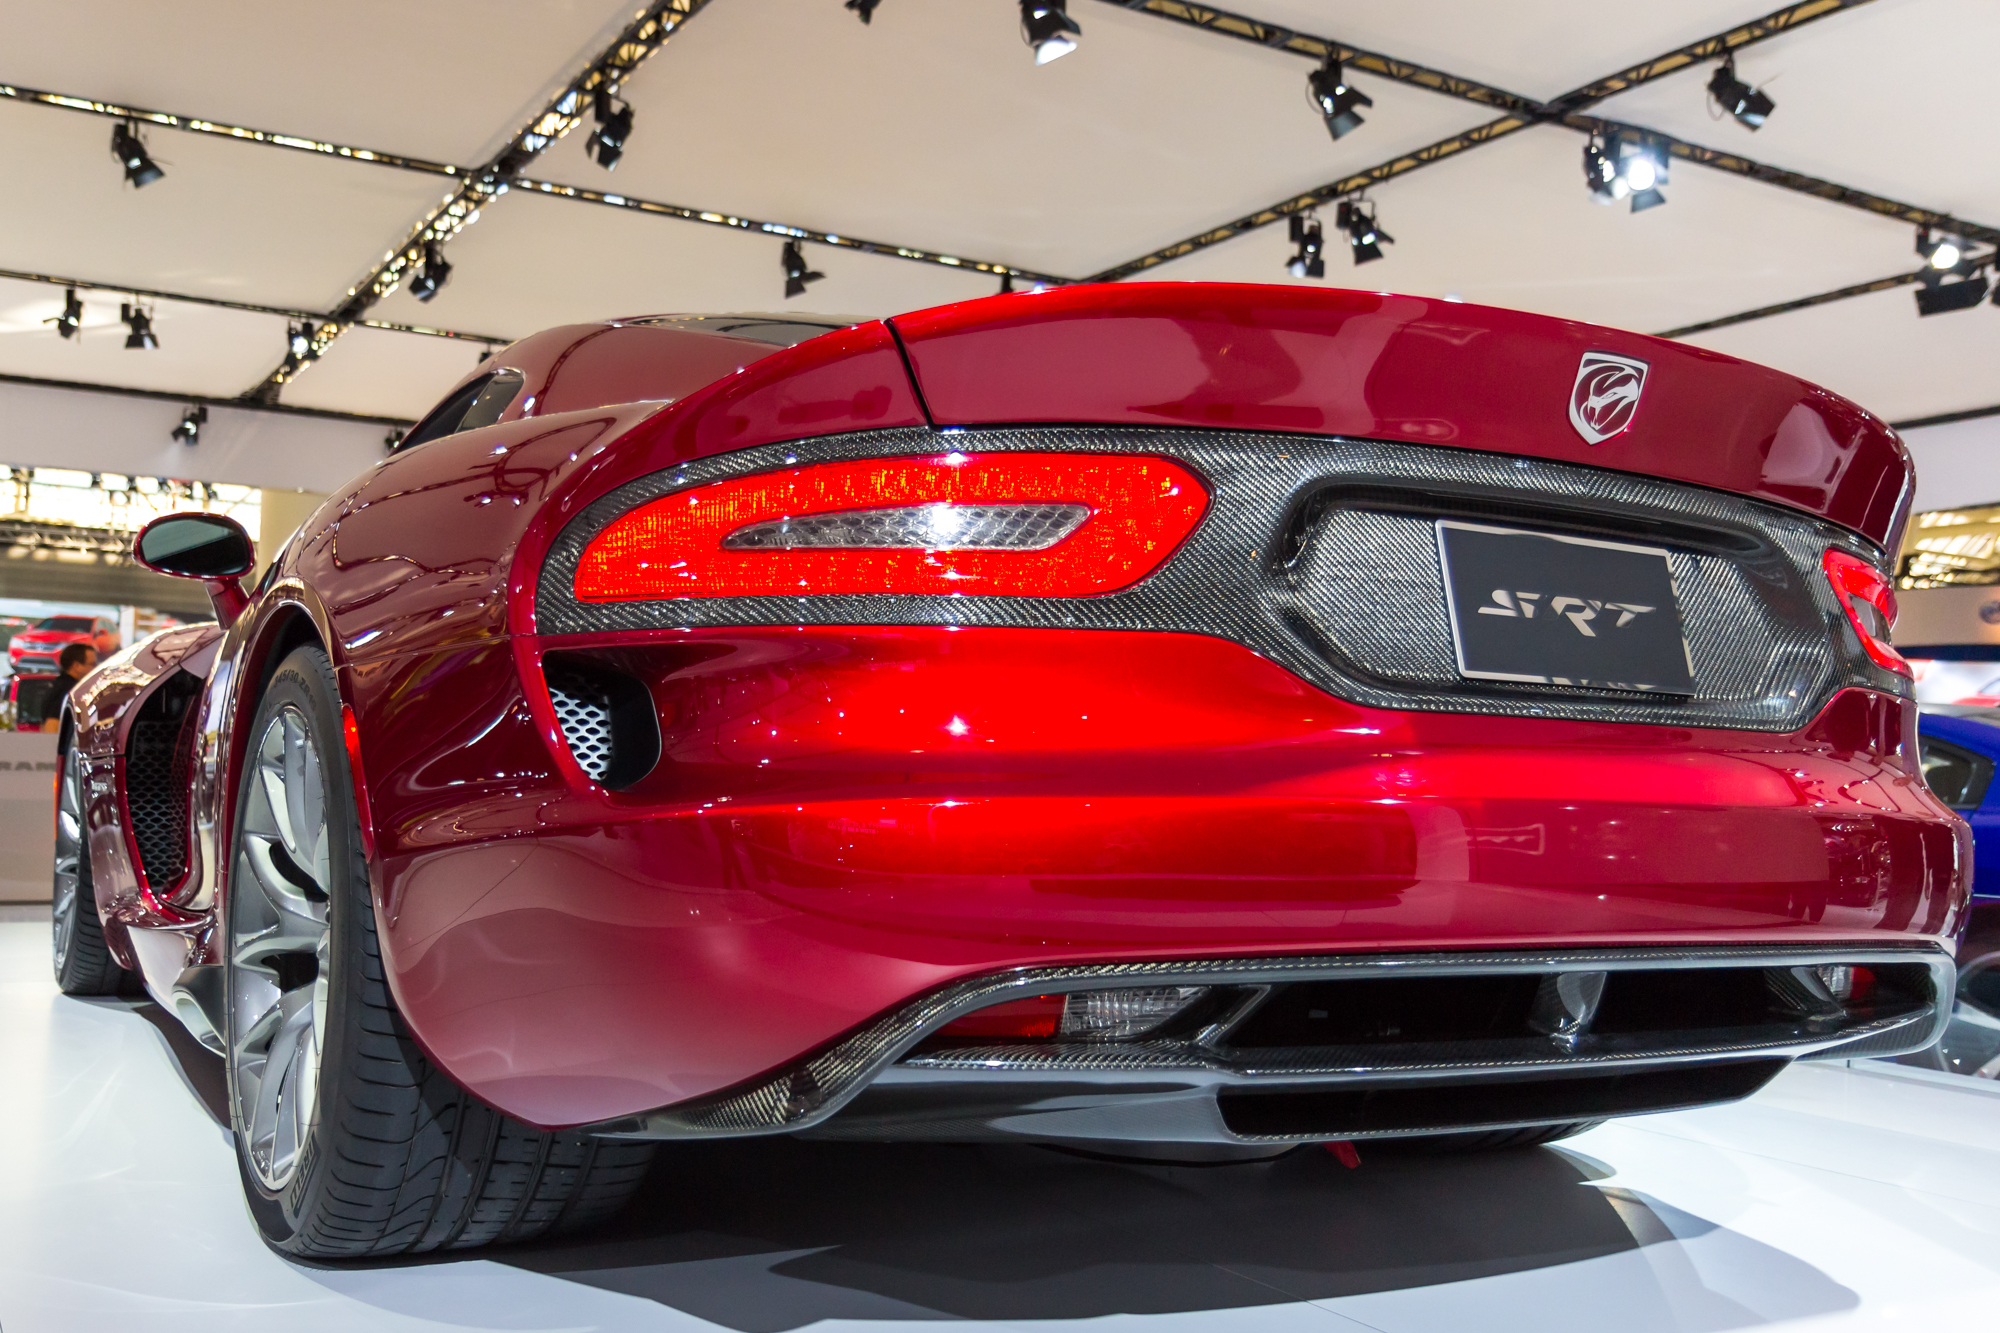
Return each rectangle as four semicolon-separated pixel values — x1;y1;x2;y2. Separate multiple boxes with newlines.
42;642;98;734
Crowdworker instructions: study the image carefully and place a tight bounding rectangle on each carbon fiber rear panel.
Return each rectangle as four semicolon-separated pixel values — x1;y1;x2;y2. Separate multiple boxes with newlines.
536;426;1902;732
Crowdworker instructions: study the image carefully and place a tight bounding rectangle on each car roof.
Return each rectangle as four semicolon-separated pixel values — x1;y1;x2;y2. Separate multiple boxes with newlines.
1919;708;2000;753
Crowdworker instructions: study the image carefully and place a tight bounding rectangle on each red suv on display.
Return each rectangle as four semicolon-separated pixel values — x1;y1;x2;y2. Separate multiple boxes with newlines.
49;285;1967;1260
9;614;117;673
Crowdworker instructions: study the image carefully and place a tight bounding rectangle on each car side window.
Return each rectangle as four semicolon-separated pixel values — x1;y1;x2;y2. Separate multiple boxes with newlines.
1920;735;1994;809
395;368;525;452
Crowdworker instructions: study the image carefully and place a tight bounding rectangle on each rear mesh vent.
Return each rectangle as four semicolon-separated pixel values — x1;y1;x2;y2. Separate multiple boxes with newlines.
549;678;616;781
544;656;660;789
125;671;199;892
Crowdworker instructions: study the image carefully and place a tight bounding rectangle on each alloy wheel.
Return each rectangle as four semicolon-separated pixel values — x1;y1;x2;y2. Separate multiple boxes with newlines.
229;705;333;1192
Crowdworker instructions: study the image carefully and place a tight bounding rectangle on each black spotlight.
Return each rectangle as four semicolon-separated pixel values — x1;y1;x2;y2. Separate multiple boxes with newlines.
121;302;158;350
999;272;1016;294
46;287;84;340
1308;55;1373;140
1020;1;1080;65
288;320;320;361
1336;199;1393;264
586;87;633;170
1707;56;1774;130
1583;131;1666;212
1916;269;1990;316
846;0;881;21
111;120;164;188
1583;135;1620;201
782;240;825;299
407;243;452;302
171;405;208;446
1286;214;1325;279
1625;142;1669;213
1918;226;1967;272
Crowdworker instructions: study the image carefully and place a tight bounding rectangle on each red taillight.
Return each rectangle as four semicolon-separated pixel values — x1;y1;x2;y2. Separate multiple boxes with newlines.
574;452;1207;601
1822;549;1910;677
933;994;1067;1040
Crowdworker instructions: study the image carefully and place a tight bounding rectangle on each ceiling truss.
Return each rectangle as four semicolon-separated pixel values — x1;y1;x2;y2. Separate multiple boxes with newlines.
243;0;722;401
0;265;510;344
1094;0;2000;306
1;0;1990;413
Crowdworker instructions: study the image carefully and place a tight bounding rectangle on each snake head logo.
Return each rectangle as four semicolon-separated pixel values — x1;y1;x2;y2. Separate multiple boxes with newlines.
1568;351;1648;444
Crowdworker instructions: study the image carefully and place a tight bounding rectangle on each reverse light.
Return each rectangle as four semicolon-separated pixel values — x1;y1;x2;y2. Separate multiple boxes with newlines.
575;452;1207;601
1811;964;1875;1003
1822;549;1910;677
931;986;1210;1043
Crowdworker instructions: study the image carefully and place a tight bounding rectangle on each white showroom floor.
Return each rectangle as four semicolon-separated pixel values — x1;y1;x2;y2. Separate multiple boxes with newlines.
3;916;1998;1333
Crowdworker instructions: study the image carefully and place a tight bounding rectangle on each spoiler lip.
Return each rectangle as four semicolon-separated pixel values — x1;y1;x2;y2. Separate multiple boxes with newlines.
887;283;1911;551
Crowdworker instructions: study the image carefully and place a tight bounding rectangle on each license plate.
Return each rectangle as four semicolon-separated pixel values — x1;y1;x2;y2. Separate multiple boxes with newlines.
1436;521;1694;694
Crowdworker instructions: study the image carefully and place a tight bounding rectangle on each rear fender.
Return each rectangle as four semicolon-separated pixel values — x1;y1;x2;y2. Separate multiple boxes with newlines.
65;625;222;973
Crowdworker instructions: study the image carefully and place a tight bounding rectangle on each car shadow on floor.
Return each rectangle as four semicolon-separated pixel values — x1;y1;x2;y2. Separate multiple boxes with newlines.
479;1135;1857;1331
105;995;1857;1329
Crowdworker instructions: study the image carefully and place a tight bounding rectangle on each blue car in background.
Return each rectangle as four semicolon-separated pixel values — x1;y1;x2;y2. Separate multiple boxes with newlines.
1912;707;2000;1078
1919;707;2000;904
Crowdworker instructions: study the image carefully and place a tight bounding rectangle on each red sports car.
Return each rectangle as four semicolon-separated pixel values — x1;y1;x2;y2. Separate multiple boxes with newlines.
51;285;1966;1260
10;613;118;672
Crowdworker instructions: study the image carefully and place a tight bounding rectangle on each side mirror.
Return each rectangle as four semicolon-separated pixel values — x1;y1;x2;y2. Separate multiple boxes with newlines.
134;513;255;627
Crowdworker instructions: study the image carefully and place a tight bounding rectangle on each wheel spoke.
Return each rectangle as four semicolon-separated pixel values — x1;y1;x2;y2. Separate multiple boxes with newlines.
229;702;333;1193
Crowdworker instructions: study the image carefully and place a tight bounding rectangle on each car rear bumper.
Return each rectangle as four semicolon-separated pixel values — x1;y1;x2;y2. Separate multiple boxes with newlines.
590;942;1953;1149
356;627;1969;1130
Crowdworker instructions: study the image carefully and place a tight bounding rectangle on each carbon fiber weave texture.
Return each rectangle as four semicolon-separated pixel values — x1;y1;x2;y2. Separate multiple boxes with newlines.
537;425;1898;732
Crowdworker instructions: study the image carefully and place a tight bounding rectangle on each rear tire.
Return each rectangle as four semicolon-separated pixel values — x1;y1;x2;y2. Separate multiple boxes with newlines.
224;645;655;1259
1390;1121;1605;1153
52;744;130;996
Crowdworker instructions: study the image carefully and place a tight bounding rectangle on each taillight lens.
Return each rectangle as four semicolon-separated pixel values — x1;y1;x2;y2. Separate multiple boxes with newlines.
574;452;1207;601
1822;549;1910;677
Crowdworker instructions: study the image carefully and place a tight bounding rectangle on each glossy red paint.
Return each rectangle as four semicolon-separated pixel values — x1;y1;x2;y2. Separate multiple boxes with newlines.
66;623;221;969
68;287;1958;1137
891;284;1913;549
355;625;1961;1128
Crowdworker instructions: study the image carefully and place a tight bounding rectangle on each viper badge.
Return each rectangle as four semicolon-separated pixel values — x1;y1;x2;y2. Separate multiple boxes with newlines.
1568;351;1648;444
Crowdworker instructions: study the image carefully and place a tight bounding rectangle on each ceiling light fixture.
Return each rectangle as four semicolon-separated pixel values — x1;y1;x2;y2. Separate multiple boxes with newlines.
46;287;84;340
586;86;634;170
1307;55;1372;140
288;320;320;361
407;243;452;302
1707;55;1774;130
1020;1;1080;64
782;240;824;299
121;302;158;350
1584;131;1667;212
1286;214;1325;279
1916;269;1989;316
1914;228;1988;316
110;120;165;188
846;0;880;21
1336;198;1394;264
1918;226;1965;271
171;405;207;446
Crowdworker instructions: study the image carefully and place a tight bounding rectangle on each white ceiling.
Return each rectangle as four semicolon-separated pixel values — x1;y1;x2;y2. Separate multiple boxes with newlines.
526;0;1499;276
1;0;1994;448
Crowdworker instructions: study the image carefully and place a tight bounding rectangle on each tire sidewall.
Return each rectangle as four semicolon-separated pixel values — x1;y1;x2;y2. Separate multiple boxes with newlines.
52;745;83;979
223;646;369;1250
